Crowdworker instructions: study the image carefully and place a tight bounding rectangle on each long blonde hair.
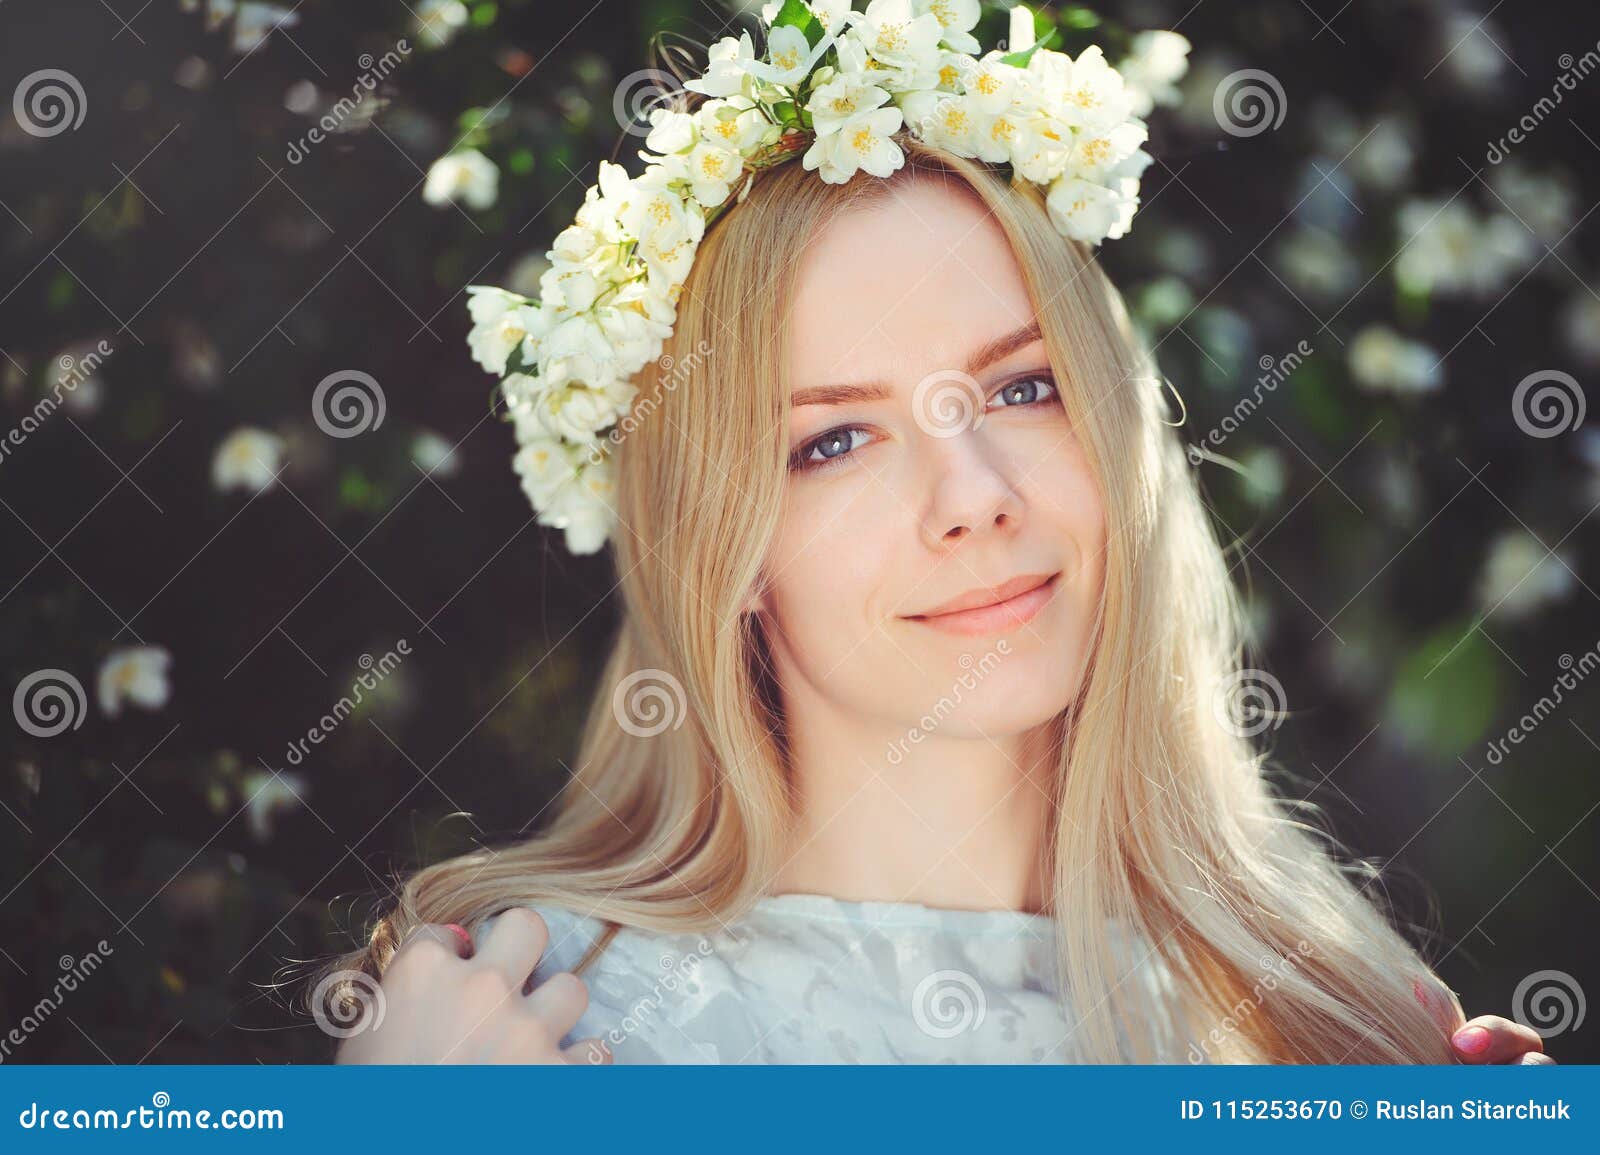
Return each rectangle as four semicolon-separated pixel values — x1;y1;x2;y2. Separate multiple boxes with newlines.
310;136;1465;1063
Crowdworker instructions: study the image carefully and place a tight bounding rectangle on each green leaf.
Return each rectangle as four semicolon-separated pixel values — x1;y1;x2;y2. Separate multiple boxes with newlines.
1058;6;1102;30
1000;26;1061;68
771;0;813;32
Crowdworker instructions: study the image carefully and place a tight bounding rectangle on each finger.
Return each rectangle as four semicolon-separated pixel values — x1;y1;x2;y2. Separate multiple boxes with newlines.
1518;1051;1557;1065
525;970;590;1040
561;1036;613;1065
474;907;549;990
1451;1015;1544;1064
394;922;473;967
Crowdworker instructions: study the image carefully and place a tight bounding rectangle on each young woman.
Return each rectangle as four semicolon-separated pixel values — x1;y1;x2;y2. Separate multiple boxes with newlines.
319;137;1550;1066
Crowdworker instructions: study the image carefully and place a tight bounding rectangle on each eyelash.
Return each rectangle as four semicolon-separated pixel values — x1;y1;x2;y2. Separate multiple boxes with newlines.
788;372;1062;474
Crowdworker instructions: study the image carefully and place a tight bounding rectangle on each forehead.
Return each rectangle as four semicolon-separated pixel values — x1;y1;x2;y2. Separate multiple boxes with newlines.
786;179;1037;392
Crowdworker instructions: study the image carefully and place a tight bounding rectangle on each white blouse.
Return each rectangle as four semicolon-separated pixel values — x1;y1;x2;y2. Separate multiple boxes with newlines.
478;893;1195;1064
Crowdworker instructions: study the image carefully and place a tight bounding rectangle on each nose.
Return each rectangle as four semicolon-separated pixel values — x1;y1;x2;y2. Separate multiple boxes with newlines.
918;433;1024;550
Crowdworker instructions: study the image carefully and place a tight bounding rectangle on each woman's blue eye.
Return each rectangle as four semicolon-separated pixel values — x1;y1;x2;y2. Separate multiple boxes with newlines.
789;372;1060;473
991;374;1058;408
792;427;870;471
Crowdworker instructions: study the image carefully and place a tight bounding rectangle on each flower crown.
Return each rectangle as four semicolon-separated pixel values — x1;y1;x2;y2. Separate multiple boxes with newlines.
465;1;1160;555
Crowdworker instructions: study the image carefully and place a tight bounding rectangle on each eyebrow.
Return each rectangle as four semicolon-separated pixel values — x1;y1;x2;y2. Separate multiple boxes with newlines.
791;320;1045;408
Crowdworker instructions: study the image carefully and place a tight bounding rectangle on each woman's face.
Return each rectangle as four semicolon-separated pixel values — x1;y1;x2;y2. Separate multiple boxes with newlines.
752;177;1108;742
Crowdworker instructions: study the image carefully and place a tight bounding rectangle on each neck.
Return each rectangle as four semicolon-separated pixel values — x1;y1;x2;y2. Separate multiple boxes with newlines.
767;693;1058;915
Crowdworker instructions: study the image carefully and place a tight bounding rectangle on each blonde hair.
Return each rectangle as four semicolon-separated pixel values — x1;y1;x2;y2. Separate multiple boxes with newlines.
309;136;1466;1063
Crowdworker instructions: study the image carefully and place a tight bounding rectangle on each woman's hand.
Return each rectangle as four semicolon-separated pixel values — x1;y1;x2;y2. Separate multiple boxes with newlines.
335;908;612;1065
1451;1015;1556;1065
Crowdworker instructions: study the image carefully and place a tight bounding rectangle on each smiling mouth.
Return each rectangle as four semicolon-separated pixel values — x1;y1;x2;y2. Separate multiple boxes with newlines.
902;572;1062;636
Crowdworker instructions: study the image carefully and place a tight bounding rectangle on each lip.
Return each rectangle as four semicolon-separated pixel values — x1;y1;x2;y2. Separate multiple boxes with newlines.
903;571;1060;637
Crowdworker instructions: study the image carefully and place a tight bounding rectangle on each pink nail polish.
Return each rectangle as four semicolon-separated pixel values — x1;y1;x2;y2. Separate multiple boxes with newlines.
1452;1026;1491;1055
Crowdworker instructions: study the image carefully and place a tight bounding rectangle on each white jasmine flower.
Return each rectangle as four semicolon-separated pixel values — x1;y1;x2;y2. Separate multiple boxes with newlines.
539;459;618;556
423;148;499;210
212;426;286;493
1276;227;1360;298
1351;116;1416;192
414;0;468;48
1117;30;1191;117
411;430;460;476
1559;287;1600;366
914;0;981;55
748;22;839;87
540;313;623;390
694;97;775;155
528;376;638;446
465;286;535;375
1347;325;1443;395
511;433;583;511
230;3;298;53
854;0;945;74
240;769;307;841
1046;175;1137;243
805;70;894;137
1394;199;1534;296
1476;529;1576;620
1487;162;1576;244
683;139;745;207
683;30;759;99
802;105;905;183
98;646;173;716
1050;46;1136;134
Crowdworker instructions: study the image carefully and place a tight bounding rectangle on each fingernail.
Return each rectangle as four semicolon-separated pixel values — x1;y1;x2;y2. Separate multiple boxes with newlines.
1452;1026;1491;1055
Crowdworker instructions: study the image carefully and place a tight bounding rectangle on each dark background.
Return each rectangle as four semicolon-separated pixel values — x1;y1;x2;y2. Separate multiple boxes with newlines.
0;0;1595;1063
